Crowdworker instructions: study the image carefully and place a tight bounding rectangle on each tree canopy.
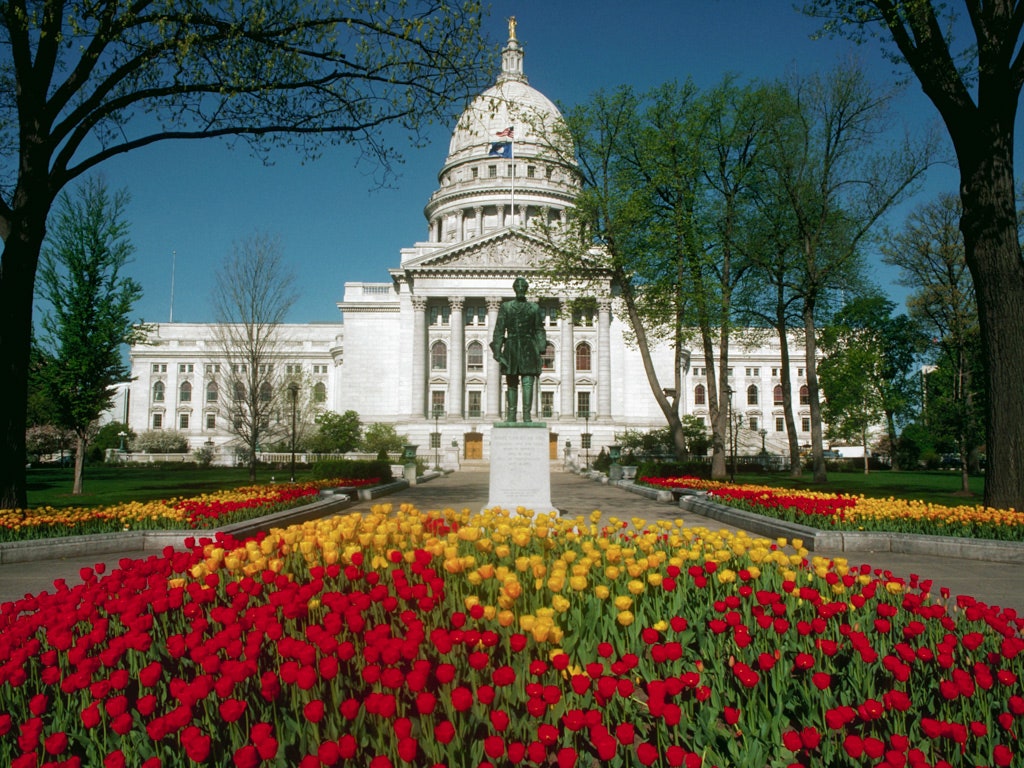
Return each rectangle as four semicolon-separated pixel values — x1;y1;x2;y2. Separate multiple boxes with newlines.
35;176;144;493
803;0;1024;510
0;0;491;508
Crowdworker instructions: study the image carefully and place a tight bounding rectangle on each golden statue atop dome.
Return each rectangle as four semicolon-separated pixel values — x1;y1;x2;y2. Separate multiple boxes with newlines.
508;16;517;41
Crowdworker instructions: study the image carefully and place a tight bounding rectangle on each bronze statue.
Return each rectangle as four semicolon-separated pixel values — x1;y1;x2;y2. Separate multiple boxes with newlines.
490;277;547;422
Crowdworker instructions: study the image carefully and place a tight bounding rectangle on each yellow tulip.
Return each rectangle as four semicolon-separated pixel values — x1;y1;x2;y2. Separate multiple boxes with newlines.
617;610;635;626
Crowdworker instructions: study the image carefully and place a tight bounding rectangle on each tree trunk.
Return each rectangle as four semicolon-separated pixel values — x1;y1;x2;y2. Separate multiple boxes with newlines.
0;212;48;509
74;433;87;495
775;296;802;478
802;300;828;484
956;141;1024;510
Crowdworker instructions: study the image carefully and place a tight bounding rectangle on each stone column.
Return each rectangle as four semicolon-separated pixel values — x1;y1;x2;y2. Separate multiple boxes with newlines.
518;204;528;228
598;296;612;420
474;206;484;237
486;296;503;419
411;296;428;418
559;297;575;419
456;210;465;241
497;205;506;229
448;297;464;418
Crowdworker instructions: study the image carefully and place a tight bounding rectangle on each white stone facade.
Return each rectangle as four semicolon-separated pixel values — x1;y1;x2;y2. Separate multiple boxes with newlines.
123;24;819;463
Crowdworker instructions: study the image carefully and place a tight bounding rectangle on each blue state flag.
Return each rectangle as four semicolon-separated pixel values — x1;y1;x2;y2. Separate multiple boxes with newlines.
488;142;512;158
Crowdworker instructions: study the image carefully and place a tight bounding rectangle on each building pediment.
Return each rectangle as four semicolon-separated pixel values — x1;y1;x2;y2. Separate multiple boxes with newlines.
400;230;555;274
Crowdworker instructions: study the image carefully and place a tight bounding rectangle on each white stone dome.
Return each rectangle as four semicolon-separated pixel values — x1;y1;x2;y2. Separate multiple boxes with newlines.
444;23;572;164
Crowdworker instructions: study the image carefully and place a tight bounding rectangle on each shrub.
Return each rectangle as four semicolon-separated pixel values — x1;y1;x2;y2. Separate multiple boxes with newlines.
311;459;392;484
131;430;189;453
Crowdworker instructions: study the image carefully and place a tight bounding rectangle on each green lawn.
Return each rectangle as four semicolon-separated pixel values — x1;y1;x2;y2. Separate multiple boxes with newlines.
26;464;321;509
726;469;985;508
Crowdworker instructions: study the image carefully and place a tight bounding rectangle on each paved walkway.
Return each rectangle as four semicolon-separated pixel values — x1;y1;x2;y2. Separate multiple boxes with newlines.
1;470;1021;614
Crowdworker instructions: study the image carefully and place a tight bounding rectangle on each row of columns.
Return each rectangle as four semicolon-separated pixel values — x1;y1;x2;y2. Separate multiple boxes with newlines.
429;206;569;243
409;294;612;421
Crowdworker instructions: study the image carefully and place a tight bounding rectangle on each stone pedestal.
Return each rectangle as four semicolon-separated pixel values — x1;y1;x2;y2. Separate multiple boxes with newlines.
486;423;554;518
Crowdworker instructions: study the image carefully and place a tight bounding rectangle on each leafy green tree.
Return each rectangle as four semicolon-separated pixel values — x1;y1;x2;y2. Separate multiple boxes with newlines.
818;296;924;472
882;193;981;491
803;0;1024;511
754;63;932;484
35;178;144;494
543;78;768;477
307;410;362;454
0;1;490;509
360;423;406;456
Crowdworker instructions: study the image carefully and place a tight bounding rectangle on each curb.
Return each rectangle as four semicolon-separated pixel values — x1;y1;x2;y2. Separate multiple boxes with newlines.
0;479;414;566
613;480;1024;565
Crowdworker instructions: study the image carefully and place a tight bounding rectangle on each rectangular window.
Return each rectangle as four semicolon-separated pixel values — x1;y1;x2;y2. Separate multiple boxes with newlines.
545;167;553;180
178;363;194;374
772;367;779;377
801;417;811;432
745;367;759;377
467;391;482;418
727;367;734;377
576;392;591;419
232;364;247;374
471;167;479;179
748;416;758;431
527;165;536;178
430;391;446;416
258;364;273;374
541;391;554;418
488;165;497;178
206;413;217;430
429;305;450;326
775;417;784;432
152;413;163;429
179;413;189;430
798;368;804;377
205;364;220;374
581;433;592;450
506;163;513;177
430;432;441;450
151;363;167;373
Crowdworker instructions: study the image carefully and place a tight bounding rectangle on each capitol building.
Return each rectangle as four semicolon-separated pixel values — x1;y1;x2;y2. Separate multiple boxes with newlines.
124;24;817;465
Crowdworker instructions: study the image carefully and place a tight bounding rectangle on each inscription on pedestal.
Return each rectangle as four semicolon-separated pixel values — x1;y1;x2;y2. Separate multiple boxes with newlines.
487;426;554;518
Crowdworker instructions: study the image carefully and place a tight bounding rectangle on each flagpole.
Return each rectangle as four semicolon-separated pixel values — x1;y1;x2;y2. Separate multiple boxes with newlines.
510;133;515;228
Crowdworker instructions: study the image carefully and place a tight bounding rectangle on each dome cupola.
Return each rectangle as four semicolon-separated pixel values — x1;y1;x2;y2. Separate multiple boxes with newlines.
421;18;578;245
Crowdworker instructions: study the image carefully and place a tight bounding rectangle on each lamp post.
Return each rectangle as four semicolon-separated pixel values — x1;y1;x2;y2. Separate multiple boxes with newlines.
117;430;127;452
288;382;299;482
432;406;444;470
578;408;591;468
759;428;767;454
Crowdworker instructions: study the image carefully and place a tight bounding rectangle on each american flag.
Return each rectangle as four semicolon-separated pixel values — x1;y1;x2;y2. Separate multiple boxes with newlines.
495;126;514;138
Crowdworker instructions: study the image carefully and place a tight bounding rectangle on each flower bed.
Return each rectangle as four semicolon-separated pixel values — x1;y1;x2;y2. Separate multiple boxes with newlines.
0;479;381;542
1;504;1021;767
641;477;1024;542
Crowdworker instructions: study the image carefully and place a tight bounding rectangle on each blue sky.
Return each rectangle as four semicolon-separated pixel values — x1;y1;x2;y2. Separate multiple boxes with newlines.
91;0;970;326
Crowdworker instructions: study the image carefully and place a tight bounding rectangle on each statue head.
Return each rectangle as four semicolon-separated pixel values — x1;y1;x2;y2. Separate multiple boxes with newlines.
513;276;529;298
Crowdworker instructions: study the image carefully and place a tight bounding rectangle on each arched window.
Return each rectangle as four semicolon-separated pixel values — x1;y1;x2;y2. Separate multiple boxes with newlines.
152;380;165;402
206;381;218;403
694;383;705;406
313;382;327;403
259;382;272;403
234;382;246;402
179;381;192;403
747;385;758;406
799;385;810;405
575;342;591;371
466;341;484;371
773;384;784;405
542;342;556;370
430;341;447;370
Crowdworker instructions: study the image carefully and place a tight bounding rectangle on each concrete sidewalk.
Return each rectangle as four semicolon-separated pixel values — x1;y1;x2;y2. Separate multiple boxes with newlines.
1;470;1021;614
